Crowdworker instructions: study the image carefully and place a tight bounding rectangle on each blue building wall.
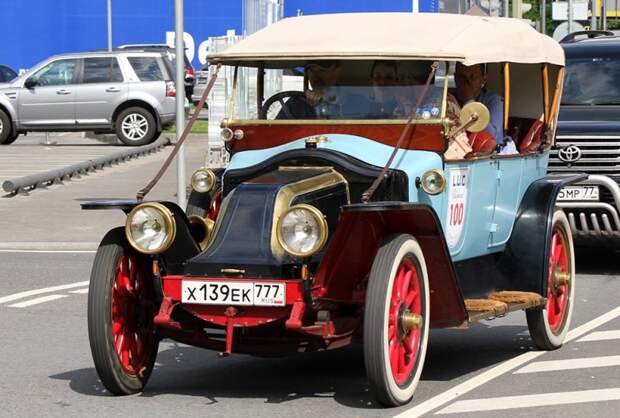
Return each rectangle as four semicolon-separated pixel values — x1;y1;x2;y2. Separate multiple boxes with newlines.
0;0;437;72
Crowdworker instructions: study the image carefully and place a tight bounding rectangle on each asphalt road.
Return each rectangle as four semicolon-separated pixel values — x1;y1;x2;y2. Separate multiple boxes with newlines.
0;249;618;418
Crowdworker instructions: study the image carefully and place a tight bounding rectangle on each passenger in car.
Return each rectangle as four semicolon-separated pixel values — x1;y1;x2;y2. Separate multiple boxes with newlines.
454;63;517;155
368;60;399;118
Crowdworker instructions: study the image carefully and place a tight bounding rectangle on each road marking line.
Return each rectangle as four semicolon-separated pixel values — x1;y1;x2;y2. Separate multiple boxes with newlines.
393;305;620;418
578;330;620;342
69;288;89;294
0;250;97;254
0;281;89;304
515;355;620;374
436;388;620;414
8;294;69;308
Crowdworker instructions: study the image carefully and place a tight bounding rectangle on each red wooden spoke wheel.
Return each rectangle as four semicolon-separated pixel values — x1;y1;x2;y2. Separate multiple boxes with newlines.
527;211;575;350
364;234;430;407
546;227;570;333
388;257;422;385
111;254;156;376
88;228;159;395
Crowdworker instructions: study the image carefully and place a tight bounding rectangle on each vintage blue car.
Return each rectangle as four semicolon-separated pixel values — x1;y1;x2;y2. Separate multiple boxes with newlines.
83;13;579;407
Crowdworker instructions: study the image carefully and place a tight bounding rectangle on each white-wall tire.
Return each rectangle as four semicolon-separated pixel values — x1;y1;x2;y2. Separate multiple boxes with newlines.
364;234;430;406
526;210;575;349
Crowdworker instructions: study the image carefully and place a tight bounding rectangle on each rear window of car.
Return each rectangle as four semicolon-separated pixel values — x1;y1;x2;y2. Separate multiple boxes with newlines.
128;57;164;81
82;57;123;83
563;56;620;105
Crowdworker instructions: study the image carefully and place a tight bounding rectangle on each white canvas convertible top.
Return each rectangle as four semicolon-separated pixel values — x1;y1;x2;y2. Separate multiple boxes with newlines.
208;13;564;67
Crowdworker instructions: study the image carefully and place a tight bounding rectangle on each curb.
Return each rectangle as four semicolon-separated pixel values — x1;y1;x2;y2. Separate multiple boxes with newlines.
2;137;171;195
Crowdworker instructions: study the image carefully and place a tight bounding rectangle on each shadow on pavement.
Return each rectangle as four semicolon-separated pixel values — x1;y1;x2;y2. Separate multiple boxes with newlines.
50;322;533;409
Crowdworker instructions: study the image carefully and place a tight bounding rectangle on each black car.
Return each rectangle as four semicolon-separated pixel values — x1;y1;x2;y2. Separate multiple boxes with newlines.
549;31;620;245
0;64;17;82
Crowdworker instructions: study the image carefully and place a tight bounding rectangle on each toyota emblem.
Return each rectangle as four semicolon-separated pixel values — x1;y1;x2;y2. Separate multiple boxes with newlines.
558;145;582;163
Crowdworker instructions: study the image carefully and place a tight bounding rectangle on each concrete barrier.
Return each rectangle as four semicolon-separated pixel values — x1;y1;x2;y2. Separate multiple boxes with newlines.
2;137;171;195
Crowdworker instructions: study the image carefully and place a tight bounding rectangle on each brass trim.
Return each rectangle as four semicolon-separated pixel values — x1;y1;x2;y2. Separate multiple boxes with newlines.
191;168;217;193
125;202;177;255
420;169;446;195
542;64;550;124
275;204;329;258
221;268;246;275
202;188;235;251
503;62;510;131
402;311;422;332
188;215;215;251
270;168;349;259
221;118;445;127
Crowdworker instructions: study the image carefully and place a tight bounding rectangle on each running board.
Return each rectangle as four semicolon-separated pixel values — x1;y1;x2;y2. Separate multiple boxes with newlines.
465;291;545;323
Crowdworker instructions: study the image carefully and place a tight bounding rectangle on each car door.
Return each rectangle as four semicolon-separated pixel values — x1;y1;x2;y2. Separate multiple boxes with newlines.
18;58;78;127
75;56;128;126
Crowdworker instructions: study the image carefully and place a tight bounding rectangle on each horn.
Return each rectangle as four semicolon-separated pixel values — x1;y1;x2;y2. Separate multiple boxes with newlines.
187;215;215;251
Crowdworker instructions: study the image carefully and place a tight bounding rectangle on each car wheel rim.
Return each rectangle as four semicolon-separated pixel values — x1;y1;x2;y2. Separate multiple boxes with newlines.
121;114;148;141
0;119;3;134
111;253;155;376
388;256;423;386
546;225;571;334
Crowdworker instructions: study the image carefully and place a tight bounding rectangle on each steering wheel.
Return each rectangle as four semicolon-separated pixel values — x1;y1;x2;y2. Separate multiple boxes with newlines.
259;90;306;119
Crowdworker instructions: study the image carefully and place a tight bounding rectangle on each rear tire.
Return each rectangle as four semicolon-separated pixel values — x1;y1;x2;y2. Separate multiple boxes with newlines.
115;107;156;146
364;234;430;406
526;210;575;350
0;109;14;144
88;227;159;395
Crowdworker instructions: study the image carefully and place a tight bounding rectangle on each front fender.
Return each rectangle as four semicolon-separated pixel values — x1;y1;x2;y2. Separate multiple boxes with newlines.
82;199;200;270
313;202;467;328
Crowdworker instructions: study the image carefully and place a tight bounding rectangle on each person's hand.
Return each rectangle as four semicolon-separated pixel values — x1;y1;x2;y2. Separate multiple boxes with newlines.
304;90;323;106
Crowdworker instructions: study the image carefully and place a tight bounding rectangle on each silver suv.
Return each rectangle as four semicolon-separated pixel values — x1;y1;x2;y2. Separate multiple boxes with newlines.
0;51;176;146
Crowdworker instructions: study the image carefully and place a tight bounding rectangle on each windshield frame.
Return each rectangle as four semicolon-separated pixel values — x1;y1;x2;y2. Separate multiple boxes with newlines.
223;61;451;125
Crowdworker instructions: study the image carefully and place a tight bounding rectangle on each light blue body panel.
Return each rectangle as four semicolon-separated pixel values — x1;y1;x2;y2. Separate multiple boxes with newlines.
226;134;550;262
442;153;549;261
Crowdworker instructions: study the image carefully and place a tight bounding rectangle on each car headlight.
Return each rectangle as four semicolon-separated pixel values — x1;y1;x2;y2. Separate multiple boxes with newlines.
125;202;176;254
420;169;446;195
276;204;328;258
191;168;216;193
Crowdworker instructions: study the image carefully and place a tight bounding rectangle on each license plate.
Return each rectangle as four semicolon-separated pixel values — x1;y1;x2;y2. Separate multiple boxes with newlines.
181;280;286;306
557;186;599;201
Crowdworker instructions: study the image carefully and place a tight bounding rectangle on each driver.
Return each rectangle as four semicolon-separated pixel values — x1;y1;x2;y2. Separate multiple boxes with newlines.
276;60;342;119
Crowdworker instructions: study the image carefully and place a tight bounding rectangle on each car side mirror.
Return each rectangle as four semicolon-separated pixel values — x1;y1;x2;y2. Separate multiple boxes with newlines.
24;78;39;89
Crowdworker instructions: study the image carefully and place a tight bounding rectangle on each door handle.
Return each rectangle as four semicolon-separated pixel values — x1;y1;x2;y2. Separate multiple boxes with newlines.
105;87;121;93
56;89;71;95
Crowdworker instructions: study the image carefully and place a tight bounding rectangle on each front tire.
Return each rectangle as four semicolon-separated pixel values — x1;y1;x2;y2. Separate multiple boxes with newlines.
0;109;14;144
526;210;575;350
88;228;159;395
115;107;156;146
364;234;430;407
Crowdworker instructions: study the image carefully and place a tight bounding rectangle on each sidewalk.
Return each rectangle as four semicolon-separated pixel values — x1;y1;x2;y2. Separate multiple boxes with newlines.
0;135;211;250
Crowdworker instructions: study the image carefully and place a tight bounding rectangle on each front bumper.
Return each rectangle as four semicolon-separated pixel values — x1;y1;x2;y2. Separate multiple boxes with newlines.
557;175;620;243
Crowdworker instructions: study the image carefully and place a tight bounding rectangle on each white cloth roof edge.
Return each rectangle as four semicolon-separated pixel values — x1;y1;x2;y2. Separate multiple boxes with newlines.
208;13;564;67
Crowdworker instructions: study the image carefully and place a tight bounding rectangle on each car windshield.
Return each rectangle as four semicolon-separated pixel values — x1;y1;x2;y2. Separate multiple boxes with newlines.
562;56;620;105
231;60;447;121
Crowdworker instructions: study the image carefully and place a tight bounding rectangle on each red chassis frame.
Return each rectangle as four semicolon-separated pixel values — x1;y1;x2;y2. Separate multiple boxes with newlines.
155;276;359;356
152;204;467;356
